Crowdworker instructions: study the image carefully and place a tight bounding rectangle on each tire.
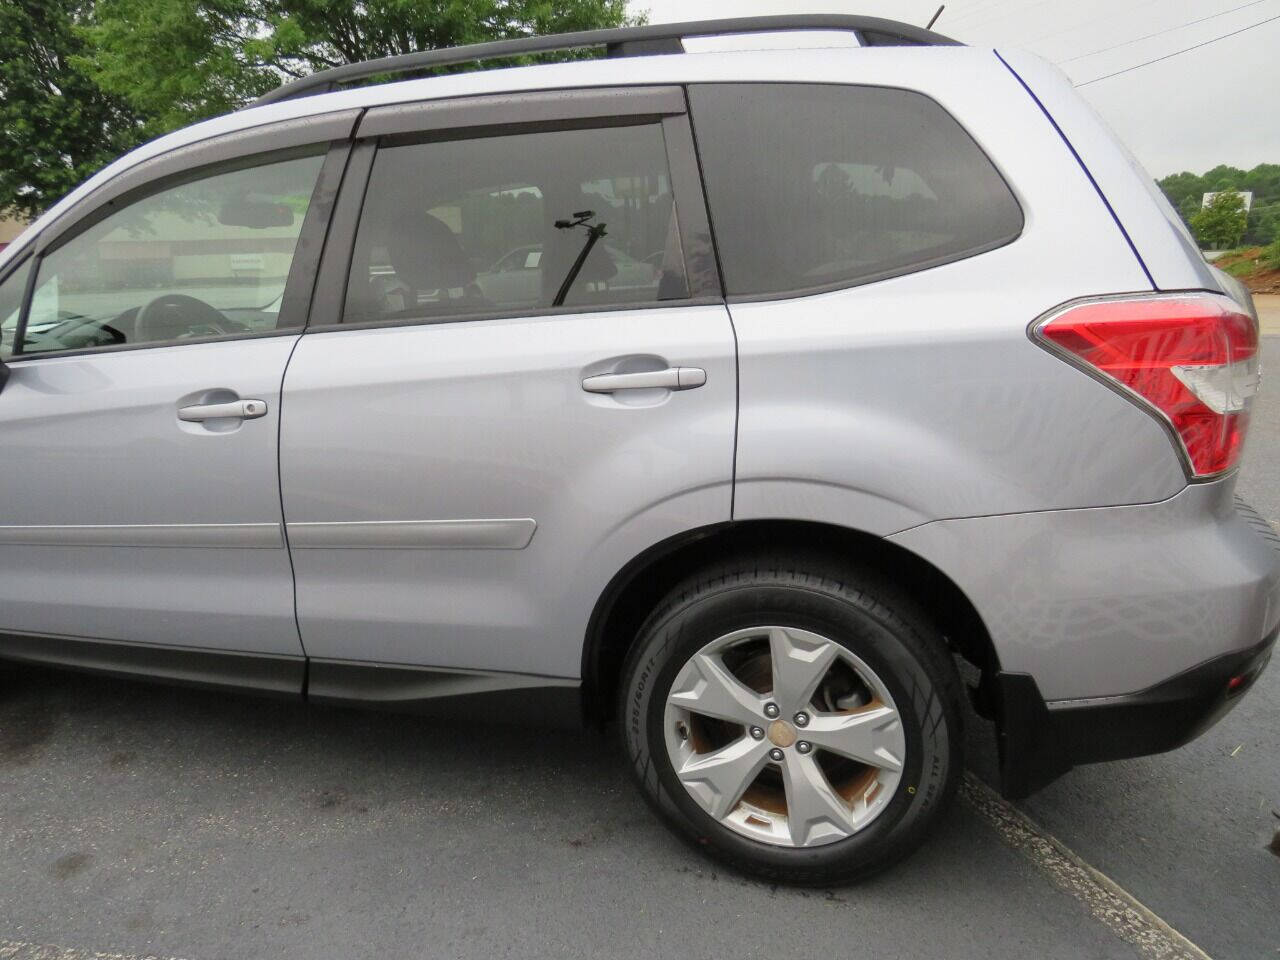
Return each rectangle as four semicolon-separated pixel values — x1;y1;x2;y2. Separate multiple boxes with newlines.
619;552;963;885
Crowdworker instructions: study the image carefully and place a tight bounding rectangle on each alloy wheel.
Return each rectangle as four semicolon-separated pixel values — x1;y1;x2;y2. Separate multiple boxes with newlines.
662;625;906;847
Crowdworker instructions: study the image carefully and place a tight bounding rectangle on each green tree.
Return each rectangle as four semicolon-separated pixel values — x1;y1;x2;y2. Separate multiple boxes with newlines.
1159;163;1280;247
0;0;144;220
80;0;638;133
1158;170;1207;213
1189;190;1248;251
1244;203;1280;246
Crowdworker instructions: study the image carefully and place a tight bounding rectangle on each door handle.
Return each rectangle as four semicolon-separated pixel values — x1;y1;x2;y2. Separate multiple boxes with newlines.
581;367;706;394
177;399;268;422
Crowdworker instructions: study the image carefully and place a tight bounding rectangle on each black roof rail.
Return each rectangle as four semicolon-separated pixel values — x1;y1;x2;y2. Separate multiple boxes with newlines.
250;14;960;108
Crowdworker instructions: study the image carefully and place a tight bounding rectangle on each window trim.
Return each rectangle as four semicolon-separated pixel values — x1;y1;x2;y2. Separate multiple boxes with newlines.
0;255;34;364
357;86;687;141
7;140;353;364
684;80;1026;304
30;110;361;259
313;295;728;335
308;87;724;334
0;252;30;292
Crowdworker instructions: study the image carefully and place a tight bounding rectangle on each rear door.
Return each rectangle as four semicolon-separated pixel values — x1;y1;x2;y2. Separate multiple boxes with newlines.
279;88;735;693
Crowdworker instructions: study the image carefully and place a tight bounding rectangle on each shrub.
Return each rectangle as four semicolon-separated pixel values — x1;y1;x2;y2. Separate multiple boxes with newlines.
1265;237;1280;271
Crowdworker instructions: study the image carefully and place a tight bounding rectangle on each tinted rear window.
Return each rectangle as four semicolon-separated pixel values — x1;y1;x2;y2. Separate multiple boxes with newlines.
688;83;1023;298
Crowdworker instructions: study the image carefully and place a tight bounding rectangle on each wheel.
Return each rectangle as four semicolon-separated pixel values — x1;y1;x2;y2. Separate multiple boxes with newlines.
620;554;963;885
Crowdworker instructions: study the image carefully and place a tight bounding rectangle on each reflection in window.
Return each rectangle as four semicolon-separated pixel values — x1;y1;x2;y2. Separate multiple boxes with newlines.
20;152;324;355
0;258;32;360
343;123;688;324
688;83;1023;297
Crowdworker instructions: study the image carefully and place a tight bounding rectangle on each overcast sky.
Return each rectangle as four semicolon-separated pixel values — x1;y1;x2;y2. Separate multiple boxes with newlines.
630;0;1280;178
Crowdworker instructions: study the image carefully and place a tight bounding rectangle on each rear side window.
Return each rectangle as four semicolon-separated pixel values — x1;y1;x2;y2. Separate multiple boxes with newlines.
688;83;1023;298
342;122;688;325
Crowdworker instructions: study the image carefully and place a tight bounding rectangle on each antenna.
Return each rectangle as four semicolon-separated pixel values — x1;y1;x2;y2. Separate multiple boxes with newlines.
926;5;945;29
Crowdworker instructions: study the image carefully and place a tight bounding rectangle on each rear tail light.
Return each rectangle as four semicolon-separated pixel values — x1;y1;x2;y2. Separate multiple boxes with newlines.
1033;294;1259;477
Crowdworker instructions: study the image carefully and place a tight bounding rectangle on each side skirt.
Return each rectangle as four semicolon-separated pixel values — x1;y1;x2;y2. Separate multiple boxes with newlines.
0;630;303;696
307;659;583;729
0;631;584;727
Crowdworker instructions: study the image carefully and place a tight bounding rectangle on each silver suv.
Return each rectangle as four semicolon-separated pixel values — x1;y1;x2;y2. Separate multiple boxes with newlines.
1;16;1275;884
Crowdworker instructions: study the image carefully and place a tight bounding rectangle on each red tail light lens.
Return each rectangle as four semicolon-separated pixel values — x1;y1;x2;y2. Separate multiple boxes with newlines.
1034;294;1259;477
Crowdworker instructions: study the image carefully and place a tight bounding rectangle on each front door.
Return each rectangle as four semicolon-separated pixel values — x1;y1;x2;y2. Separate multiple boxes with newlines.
280;90;735;686
0;149;335;674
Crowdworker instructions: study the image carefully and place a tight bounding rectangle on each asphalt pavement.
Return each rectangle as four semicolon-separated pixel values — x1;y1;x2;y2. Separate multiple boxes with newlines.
1;341;1278;960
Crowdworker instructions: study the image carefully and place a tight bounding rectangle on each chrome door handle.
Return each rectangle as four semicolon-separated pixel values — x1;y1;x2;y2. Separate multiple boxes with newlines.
581;367;706;393
177;399;268;422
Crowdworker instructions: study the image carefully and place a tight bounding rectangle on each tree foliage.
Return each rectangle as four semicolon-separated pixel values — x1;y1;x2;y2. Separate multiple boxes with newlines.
1158;163;1280;249
1189;190;1249;251
0;0;144;220
79;0;637;133
0;0;637;218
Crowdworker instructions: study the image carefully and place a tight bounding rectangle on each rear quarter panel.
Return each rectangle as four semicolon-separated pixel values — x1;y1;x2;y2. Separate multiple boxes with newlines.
995;50;1217;293
728;52;1186;532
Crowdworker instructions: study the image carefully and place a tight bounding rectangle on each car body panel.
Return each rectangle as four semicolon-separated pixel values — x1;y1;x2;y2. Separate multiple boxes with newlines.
721;55;1183;529
890;480;1280;700
279;304;736;676
0;336;303;656
995;50;1217;294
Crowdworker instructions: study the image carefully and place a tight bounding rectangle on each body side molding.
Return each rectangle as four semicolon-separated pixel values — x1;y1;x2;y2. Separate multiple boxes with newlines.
0;523;284;548
286;518;537;549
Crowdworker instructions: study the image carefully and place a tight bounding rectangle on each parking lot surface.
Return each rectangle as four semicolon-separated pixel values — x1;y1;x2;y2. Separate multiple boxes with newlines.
2;340;1278;960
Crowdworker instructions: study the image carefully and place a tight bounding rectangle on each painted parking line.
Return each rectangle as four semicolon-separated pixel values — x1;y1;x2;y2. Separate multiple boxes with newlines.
962;775;1212;960
0;941;183;960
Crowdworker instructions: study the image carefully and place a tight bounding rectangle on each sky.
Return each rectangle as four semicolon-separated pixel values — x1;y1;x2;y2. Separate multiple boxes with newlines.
629;0;1280;178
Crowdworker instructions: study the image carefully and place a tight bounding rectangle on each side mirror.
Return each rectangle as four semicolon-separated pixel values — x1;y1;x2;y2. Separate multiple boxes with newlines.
217;200;295;229
0;357;9;396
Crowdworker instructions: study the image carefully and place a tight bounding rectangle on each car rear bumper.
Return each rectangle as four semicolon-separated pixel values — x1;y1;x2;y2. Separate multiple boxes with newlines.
994;626;1276;798
888;482;1280;700
889;483;1280;798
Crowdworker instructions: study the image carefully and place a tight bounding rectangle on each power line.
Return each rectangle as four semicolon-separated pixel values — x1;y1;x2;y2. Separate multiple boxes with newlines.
949;0;1057;31
939;0;1016;25
1016;0;1169;46
1060;0;1274;63
1077;13;1280;85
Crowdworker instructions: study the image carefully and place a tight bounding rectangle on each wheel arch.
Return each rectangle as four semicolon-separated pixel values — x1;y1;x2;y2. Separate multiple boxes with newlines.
581;518;999;724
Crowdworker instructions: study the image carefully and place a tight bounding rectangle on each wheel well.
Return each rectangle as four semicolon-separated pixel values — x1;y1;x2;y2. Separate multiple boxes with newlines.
581;519;999;724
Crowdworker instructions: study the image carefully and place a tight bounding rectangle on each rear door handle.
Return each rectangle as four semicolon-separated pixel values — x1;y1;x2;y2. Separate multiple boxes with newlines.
581;367;706;393
177;399;268;422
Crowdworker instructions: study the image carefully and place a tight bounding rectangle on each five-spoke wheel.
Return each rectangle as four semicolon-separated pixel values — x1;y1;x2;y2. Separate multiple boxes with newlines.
664;626;906;846
622;555;963;884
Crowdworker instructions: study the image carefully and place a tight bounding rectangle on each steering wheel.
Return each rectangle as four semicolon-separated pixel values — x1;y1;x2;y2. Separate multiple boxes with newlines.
134;293;232;344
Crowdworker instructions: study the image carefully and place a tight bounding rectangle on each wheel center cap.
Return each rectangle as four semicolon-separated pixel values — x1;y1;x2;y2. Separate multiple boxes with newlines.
767;720;797;748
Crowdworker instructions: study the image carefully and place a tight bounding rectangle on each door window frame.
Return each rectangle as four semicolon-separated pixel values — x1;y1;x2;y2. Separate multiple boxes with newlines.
305;85;724;332
5;110;360;363
0;255;36;362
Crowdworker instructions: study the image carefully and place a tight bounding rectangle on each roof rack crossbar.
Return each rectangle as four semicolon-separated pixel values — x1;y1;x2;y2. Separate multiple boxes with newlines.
250;14;959;108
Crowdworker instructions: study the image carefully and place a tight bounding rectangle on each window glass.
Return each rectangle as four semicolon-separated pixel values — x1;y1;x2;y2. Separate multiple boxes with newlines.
0;258;32;360
343;123;688;324
688;83;1023;297
20;153;324;356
